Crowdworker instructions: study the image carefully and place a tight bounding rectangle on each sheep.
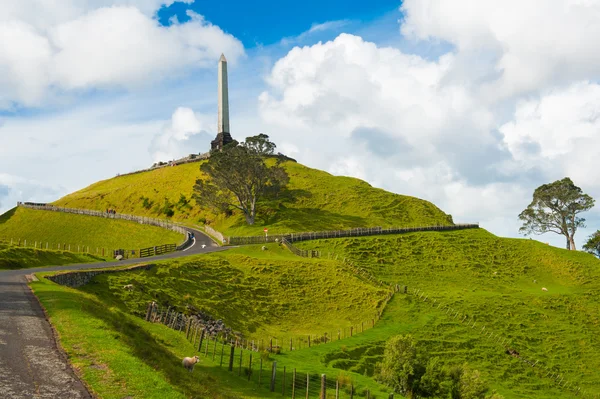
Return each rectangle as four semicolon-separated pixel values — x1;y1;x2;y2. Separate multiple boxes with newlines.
201;244;206;249
182;355;200;372
261;245;267;251
542;287;548;292
123;284;134;291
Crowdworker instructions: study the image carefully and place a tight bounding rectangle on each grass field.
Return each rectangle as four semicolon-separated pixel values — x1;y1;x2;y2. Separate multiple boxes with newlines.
0;207;185;252
31;246;392;398
290;229;600;398
0;240;103;269
52;160;453;236
79;245;389;340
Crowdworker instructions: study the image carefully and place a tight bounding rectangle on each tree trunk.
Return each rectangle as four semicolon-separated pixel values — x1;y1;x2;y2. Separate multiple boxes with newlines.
565;236;571;250
569;235;576;251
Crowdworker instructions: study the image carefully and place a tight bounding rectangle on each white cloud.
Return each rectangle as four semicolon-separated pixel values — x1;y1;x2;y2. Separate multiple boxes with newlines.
400;0;600;100
149;107;213;162
0;4;244;109
258;27;599;249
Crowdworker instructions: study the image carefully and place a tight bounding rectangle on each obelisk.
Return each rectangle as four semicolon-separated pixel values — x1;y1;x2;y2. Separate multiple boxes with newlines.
211;53;233;151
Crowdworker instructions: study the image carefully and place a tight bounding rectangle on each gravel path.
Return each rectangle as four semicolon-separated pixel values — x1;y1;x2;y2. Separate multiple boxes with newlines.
0;227;227;398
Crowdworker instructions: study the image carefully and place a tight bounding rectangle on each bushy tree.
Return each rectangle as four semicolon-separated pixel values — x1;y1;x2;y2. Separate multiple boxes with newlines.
376;335;420;397
583;230;600;258
519;177;595;250
193;135;288;225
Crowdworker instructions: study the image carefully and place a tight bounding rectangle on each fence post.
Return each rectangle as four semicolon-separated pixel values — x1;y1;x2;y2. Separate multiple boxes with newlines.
220;341;225;367
197;329;205;352
238;349;243;376
306;373;310;399
259;358;263;386
282;366;286;396
228;345;235;372
270;361;277;392
336;378;339;399
320;374;326;399
248;353;252;381
350;384;354;399
292;368;296;399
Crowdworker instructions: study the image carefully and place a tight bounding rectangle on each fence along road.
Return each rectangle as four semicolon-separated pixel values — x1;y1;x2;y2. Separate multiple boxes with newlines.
0;204;226;399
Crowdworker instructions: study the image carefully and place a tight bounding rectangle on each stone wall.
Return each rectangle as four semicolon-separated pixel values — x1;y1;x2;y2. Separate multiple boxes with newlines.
46;264;153;288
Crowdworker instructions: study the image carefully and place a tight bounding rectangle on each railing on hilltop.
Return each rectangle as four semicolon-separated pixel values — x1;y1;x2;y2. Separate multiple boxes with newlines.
228;223;479;245
17;202;191;250
115;152;211;178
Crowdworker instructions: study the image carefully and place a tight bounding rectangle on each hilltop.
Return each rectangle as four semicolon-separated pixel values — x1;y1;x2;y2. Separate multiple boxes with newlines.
53;160;453;236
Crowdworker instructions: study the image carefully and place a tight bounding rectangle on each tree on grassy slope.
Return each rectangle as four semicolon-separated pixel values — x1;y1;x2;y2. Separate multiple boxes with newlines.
376;335;421;397
584;230;600;258
519;177;595;250
193;135;289;225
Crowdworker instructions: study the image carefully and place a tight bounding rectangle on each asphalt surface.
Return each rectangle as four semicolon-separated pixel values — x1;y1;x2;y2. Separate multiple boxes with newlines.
0;227;228;398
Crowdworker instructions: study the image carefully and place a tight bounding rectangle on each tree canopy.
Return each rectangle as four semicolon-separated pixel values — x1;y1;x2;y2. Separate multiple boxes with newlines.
518;177;595;250
583;231;600;258
193;135;288;225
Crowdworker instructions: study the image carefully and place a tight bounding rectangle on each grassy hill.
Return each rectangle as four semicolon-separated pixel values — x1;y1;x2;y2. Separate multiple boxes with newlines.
0;207;184;253
52;160;453;236
32;246;391;398
0;240;103;269
34;230;600;398
292;229;600;398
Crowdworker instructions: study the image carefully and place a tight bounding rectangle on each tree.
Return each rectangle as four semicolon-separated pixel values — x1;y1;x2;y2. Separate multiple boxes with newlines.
456;364;489;399
518;178;595;250
375;335;420;398
583;230;600;258
193;136;289;225
242;133;276;156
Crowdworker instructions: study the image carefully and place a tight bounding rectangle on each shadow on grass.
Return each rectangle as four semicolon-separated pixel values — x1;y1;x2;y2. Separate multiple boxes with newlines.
38;286;278;399
0;207;17;224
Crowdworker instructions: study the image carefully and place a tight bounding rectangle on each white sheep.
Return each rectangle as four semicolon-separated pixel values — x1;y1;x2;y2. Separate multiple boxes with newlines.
182;355;200;372
201;244;206;249
542;287;548;292
123;284;133;291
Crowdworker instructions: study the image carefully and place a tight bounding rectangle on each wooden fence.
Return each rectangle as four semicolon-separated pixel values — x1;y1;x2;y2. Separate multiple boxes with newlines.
228;223;479;245
281;237;320;258
140;244;177;258
17;202;192;252
145;301;399;398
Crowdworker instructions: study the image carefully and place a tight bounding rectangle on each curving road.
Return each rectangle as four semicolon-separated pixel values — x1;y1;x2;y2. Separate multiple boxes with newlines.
0;227;228;398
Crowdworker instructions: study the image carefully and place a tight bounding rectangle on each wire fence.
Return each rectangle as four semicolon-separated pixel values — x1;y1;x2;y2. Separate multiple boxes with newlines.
227;224;479;246
145;302;394;398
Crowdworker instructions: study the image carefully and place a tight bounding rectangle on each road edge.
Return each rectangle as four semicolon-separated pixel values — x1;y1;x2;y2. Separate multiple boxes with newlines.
26;276;96;399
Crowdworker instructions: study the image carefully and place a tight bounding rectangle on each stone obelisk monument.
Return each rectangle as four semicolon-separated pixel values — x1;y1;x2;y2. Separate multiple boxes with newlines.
211;53;234;151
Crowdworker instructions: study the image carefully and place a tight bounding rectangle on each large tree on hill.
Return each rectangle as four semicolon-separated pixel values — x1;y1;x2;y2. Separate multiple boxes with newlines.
583;231;600;258
518;178;595;250
375;334;420;398
193;135;288;225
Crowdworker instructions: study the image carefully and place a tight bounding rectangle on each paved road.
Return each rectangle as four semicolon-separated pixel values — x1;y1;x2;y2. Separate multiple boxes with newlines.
0;227;227;398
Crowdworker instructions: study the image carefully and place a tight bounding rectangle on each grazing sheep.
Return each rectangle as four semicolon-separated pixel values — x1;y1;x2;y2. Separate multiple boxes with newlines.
261;245;267;251
533;279;537;284
115;254;124;261
182;355;200;372
542;287;548;292
123;284;134;291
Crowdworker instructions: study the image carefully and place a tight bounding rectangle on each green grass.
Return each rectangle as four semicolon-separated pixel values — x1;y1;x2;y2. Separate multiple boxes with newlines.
79;244;389;340
0;241;104;269
288;229;600;398
0;207;185;252
52;160;453;236
31;246;392;398
30;274;281;399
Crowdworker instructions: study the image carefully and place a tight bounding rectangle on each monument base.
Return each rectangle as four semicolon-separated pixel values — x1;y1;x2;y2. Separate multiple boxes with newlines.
211;132;234;152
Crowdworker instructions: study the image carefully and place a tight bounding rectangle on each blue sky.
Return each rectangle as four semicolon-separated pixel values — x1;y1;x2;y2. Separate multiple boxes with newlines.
157;0;402;47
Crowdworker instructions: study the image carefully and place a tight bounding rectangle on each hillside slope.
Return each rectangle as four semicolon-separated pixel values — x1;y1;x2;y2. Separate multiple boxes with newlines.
0;240;103;269
0;207;184;252
53;160;453;236
294;229;600;397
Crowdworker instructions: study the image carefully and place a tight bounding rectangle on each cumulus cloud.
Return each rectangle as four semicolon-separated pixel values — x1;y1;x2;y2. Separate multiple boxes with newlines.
0;173;64;212
149;107;213;162
400;0;600;100
0;3;244;109
259;13;600;249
